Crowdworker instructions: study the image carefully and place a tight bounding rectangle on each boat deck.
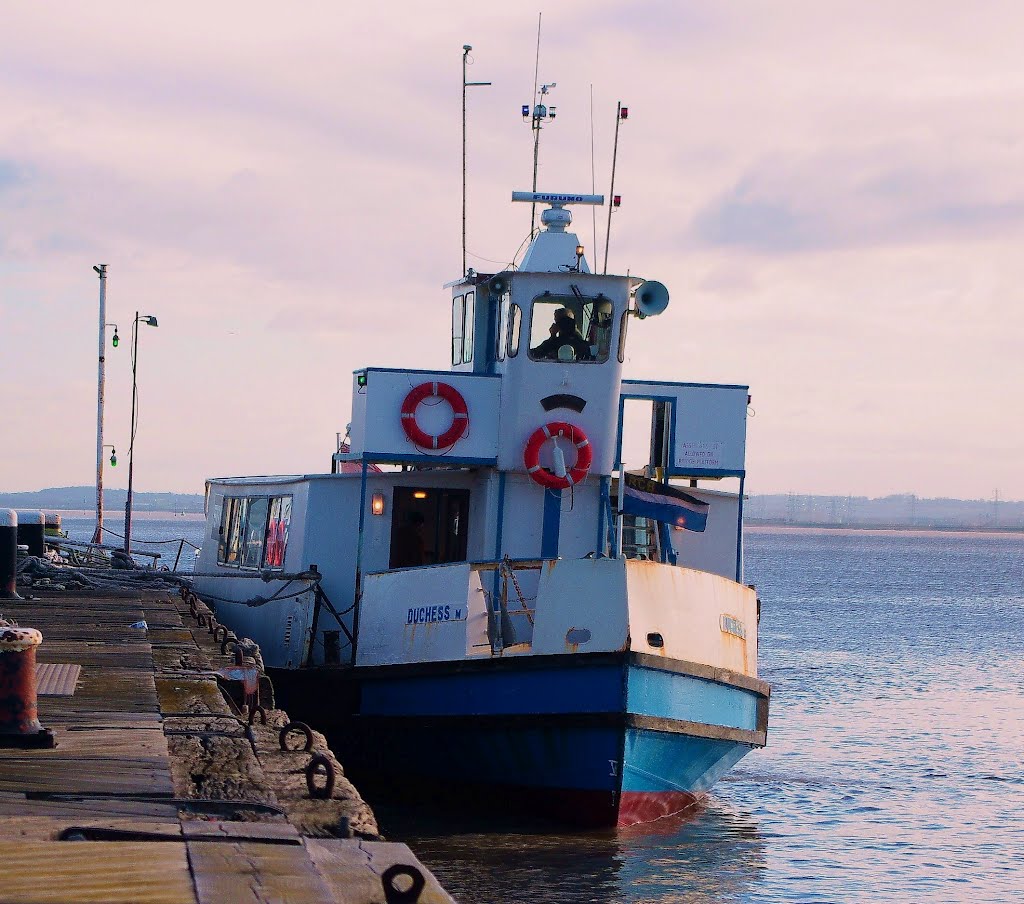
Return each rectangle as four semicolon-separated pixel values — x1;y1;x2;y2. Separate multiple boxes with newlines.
0;587;453;903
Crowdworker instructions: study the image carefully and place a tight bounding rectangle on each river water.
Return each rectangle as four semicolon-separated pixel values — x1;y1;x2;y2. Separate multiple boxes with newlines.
59;518;1024;902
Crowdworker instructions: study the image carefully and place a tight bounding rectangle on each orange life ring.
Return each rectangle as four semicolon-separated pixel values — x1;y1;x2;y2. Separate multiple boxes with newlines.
400;382;469;450
523;422;593;490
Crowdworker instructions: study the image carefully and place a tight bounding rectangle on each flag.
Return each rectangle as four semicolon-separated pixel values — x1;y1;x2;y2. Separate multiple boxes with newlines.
621;474;709;532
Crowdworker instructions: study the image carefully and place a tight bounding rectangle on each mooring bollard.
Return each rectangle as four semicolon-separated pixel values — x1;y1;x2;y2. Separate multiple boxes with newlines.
15;510;45;558
44;513;62;538
0;510;18;600
0;620;55;748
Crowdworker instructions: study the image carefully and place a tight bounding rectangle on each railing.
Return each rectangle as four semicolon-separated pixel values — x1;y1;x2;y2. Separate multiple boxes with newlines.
472;557;542;653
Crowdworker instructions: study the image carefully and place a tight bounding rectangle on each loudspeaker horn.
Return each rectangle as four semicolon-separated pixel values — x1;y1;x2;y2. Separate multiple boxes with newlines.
635;280;670;318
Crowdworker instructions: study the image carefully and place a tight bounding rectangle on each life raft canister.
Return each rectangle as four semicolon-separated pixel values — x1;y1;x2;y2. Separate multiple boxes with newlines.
523;422;593;490
400;382;469;450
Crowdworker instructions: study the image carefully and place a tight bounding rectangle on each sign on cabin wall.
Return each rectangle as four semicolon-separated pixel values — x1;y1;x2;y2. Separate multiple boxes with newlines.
621;380;748;477
343;369;502;464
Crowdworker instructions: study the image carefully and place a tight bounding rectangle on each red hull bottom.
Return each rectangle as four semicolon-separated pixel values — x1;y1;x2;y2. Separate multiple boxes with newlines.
617;790;701;827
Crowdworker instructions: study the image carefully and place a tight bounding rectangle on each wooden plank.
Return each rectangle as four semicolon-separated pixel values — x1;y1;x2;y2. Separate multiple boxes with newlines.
305;839;457;904
187;840;334;904
35;663;82;696
0;840;196;903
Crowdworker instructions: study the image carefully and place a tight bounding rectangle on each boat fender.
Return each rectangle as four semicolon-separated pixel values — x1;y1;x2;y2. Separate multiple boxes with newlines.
400;382;469;450
523;422;593;490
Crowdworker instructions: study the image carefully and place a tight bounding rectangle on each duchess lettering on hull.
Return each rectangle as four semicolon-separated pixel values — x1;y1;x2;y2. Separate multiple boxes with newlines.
406;605;465;625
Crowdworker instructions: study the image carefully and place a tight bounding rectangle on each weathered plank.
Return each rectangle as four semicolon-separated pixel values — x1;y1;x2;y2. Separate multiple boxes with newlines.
187;840;334;904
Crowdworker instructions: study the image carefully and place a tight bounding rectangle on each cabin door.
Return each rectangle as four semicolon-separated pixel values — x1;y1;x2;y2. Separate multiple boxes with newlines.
389;487;470;569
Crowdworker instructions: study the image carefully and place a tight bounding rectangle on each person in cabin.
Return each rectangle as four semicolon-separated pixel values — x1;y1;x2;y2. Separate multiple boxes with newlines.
391;511;427;568
531;307;593;361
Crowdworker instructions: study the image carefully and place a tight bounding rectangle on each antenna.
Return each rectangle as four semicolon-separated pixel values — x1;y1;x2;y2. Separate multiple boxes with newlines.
462;44;491;276
603;102;628;274
590;84;597;261
522;13;558;236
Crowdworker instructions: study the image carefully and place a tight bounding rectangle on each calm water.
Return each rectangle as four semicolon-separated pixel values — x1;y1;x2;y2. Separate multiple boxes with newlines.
60;513;205;571
397;528;1024;903
60;519;1024;901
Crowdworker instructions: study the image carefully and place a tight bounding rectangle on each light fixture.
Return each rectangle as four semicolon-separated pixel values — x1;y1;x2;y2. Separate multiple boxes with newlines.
575;244;584;270
357;373;368;388
371;493;385;516
413;491;428;500
104;445;117;467
140;315;158;328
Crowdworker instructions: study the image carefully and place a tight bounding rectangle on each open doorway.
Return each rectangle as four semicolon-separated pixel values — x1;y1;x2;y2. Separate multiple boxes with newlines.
389;487;470;569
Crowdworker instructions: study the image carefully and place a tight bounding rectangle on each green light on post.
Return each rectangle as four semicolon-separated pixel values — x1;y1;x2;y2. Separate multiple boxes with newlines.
357;373;368;387
112;331;119;348
109;449;117;467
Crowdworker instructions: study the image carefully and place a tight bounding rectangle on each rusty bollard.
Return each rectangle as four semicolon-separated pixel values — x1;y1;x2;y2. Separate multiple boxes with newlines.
0;621;55;748
0;510;18;600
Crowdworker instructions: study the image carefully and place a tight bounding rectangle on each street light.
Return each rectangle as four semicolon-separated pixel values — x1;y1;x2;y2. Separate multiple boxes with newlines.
123;311;159;555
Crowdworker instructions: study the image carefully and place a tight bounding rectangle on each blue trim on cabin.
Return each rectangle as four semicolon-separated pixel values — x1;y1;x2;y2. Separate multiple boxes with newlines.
353;366;502;379
343;453;499;467
541;489;562;558
667;467;746;479
621;379;749;391
736;475;745;582
596;475;610;555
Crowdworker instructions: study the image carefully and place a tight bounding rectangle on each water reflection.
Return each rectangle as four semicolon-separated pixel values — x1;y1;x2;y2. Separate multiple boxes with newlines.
388;800;765;904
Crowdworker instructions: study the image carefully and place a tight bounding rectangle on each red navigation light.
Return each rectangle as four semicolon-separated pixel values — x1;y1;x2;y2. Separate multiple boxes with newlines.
613;195;622;207
620;107;629;120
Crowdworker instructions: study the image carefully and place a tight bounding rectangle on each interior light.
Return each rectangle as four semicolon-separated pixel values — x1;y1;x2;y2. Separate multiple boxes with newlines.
371;493;385;516
413;491;428;500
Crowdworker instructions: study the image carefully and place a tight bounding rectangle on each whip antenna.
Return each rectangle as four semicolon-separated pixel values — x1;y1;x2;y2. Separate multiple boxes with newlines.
523;14;557;237
603;101;628;274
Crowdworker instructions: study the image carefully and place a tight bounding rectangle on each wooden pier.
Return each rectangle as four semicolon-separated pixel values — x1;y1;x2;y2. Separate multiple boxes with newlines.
0;585;453;903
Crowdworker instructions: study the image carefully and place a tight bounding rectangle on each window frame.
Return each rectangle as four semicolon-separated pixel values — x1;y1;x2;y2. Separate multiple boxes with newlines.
451;294;465;366
526;294;611;364
508;303;522;357
462;291;475;364
217;493;293;571
618;309;630;363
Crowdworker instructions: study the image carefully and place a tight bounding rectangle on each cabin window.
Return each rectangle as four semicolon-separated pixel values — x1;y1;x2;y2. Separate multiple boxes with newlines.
495;296;508;361
263;496;292;569
451;295;465;366
463;292;475;364
618;309;630;363
240;497;269;569
508;304;522;357
217;494;293;570
528;295;611;363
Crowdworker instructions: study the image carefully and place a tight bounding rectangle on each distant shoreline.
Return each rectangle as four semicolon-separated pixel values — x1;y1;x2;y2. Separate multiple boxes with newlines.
745;521;1024;537
50;510;206;521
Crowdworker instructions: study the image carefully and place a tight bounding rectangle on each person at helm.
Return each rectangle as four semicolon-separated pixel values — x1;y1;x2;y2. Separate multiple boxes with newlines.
530;307;593;361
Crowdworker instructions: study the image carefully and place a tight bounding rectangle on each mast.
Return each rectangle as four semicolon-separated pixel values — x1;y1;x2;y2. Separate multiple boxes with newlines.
461;44;490;276
603;102;628;274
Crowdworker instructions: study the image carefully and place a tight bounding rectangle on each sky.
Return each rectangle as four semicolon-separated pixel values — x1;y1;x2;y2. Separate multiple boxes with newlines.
1;1;1021;500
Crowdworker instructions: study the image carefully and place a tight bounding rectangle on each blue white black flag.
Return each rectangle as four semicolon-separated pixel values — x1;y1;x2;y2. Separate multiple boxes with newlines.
621;474;709;532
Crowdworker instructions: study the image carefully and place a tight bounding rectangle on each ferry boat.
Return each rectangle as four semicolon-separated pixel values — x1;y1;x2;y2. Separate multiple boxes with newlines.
193;188;770;827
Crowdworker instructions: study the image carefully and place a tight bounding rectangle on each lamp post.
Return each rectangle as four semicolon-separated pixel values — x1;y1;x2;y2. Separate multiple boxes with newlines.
91;265;108;544
123;312;158;555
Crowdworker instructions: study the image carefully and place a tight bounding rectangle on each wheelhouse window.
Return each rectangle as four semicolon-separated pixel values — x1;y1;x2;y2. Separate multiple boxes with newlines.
618;309;630;363
217;494;293;570
462;291;475;364
508;303;522;357
528;295;612;363
451;295;464;366
495;295;509;361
